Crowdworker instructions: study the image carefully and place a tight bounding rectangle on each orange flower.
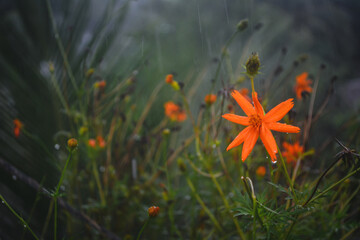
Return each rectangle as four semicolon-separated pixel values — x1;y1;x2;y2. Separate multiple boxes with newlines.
294;72;312;99
88;139;96;148
13;119;23;138
256;166;266;177
282;141;304;164
164;101;187;122
165;74;174;84
239;88;251;103
204;94;217;105
97;136;106;148
94;80;106;89
148;206;160;217
222;90;300;162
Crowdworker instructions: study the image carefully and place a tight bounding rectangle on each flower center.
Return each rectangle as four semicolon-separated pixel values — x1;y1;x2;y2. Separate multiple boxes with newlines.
249;114;262;128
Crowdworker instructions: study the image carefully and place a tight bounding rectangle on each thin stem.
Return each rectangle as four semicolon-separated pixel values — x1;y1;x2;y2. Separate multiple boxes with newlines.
302;157;341;207
46;0;78;92
136;218;150;240
54;151;73;240
277;145;298;204
210;172;246;239
305;166;360;206
0;194;39;240
92;160;106;206
186;176;223;232
250;76;255;93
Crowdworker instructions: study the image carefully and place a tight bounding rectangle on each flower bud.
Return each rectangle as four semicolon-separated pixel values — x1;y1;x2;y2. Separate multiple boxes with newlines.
236;19;248;31
165;74;174;84
171;81;180;91
256;166;266;177
162;128;171;136
204;94;217;105
177;158;186;173
245;53;260;77
86;68;95;78
67;138;78;150
148;206;160;217
49;62;55;73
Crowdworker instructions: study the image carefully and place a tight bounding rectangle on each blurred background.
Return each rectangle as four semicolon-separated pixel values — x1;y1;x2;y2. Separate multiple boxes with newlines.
0;0;359;239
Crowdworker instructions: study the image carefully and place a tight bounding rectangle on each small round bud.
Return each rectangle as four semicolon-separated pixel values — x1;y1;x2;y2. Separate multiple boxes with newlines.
256;166;266;177
236;19;248;32
204;94;217;105
162;128;171;136
86;68;95;78
148;206;160;217
177;158;186;173
171;81;180;91
67;138;78;150
165;74;174;84
245;53;260;77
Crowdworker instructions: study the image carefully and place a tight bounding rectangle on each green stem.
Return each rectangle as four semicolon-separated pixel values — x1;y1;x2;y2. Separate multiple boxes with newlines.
46;0;78;92
186;176;223;232
250;76;255;93
53;151;73;240
92;160;106;206
277;145;298;204
210;172;246;239
305;166;360;206
136;218;150;240
0;194;39;240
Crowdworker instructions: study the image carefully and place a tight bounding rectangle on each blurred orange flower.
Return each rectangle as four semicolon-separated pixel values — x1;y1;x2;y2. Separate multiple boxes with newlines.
204;94;217;105
94;80;106;89
256;166;266;177
164;101;187;122
88;139;96;148
13;119;23;138
97;136;106;148
165;74;173;84
294;72;312;99
222;90;300;162
282;141;304;164
148;206;160;217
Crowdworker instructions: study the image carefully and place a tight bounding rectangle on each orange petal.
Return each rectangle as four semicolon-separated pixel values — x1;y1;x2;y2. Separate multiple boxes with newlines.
296;72;308;84
260;124;277;161
241;127;259;161
264;99;294;123
267;122;300;133
231;90;255;116
252;92;264;116
222;114;249;126
226;126;252;151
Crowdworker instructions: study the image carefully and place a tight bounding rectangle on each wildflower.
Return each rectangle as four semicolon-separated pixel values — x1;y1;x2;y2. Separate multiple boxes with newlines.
164;101;187;122
94;80;106;89
165;74;174;84
222;90;300;162
148;206;160;217
88;139;96;148
245;53;260;77
97;136;106;148
294;72;312;99
13;119;23;138
67;138;78;150
256;166;266;177
204;94;217;105
282;141;304;164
